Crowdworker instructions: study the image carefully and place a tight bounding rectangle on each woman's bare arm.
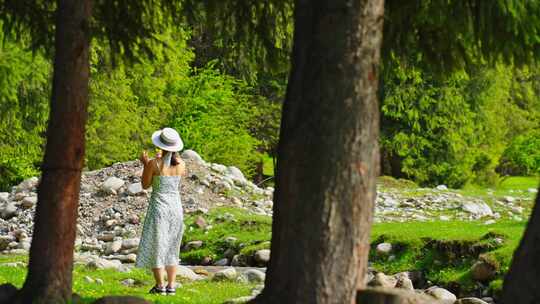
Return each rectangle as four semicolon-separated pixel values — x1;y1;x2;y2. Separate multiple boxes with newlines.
141;158;156;189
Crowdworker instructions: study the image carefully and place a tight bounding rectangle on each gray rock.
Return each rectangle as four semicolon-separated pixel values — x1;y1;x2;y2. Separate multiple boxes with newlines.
461;201;493;217
254;249;270;265
0;235;16;251
211;163;227;174
376;242;392;255
177;265;203;281
21;196;37;209
214;258;229;266
368;272;397;288
238;269;265;284
455;298;489;304
212;268;237;281
0;203;17;220
102;177;125;194
121;238;140;250
425;286;457;302
503;196;516;203
231;254;249;267
185;240;203;251
86;257;122;270
105;240;123;255
528;188;538;193
436;185;448;191
0;193;9;203
227;166;247;183
126;183;143;195
17;177;39;192
395;277;414;291
181;150;204;164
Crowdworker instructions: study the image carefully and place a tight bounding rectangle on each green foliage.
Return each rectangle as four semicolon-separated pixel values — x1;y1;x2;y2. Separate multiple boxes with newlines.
0;32;49;191
499;131;540;175
172;63;261;175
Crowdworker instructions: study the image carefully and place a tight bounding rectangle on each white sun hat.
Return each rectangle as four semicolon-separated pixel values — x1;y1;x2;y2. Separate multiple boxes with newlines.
151;127;184;152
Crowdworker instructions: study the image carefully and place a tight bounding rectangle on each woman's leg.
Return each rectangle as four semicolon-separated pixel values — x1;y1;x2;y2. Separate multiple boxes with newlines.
165;265;177;288
152;267;165;287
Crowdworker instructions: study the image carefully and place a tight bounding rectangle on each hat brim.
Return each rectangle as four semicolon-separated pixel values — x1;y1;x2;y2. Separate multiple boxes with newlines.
152;130;184;152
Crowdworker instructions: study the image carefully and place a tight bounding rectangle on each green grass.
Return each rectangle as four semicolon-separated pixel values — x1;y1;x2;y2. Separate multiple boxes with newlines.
181;207;272;264
0;258;255;303
461;176;539;197
370;220;527;293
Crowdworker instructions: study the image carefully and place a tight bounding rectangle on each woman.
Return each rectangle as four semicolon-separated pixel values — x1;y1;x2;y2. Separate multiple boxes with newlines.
135;127;187;295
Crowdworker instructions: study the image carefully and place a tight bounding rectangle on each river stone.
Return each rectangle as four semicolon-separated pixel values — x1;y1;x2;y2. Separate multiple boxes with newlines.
105;240;123;255
177;265;203;281
470;260;497;282
461;201;493;217
0;235;15;251
17;177;39;192
395;277;414;291
357;287;446;304
212;268;237;281
254;249;270;265
21;196;37;209
211;163;227;174
214;258;229;266
126;183;143;195
239;269;265;284
436;185;448;191
102;177;125;194
185;240;203;251
455;298;490;304
425;286;457;302
0;203;17;220
0;193;8;203
368;273;397;288
376;242;392;255
227;166;246;183
121;238;140;250
87;257;122;270
181;150;204;164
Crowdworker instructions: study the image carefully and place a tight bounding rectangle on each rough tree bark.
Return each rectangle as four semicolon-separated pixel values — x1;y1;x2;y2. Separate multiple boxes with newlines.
15;0;92;302
254;0;384;303
501;185;540;304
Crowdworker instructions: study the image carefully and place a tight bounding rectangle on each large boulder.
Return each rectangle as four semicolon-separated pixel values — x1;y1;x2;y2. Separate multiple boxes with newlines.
181;150;204;164
424;286;457;303
0;203;17;220
102;177;125;194
212;268;237;281
177;266;203;281
254;249;270;265
461;201;493;217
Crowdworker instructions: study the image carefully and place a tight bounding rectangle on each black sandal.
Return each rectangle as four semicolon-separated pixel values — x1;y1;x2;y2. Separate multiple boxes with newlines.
149;285;166;295
166;286;176;295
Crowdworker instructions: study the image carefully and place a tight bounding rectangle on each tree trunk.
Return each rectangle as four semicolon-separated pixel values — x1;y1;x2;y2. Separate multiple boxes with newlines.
16;0;92;303
254;0;384;303
501;185;540;304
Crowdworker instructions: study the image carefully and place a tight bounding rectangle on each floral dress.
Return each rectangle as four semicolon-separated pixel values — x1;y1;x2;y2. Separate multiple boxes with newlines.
135;175;184;268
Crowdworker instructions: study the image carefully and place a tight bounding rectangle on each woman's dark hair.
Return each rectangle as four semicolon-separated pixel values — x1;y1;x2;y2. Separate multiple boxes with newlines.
170;152;179;166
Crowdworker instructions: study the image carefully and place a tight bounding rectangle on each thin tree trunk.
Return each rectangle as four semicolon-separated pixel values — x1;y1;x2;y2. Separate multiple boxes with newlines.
254;0;384;303
501;185;540;304
17;0;92;302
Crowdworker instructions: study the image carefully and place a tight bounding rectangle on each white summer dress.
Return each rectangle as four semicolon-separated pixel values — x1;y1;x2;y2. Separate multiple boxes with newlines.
135;174;184;269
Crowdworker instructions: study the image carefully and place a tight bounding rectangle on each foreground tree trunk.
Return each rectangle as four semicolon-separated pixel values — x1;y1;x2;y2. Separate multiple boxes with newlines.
254;0;384;303
501;185;540;304
16;0;92;302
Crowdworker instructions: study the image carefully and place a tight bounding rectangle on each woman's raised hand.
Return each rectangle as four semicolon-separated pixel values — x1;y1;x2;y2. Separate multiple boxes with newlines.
140;150;150;165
